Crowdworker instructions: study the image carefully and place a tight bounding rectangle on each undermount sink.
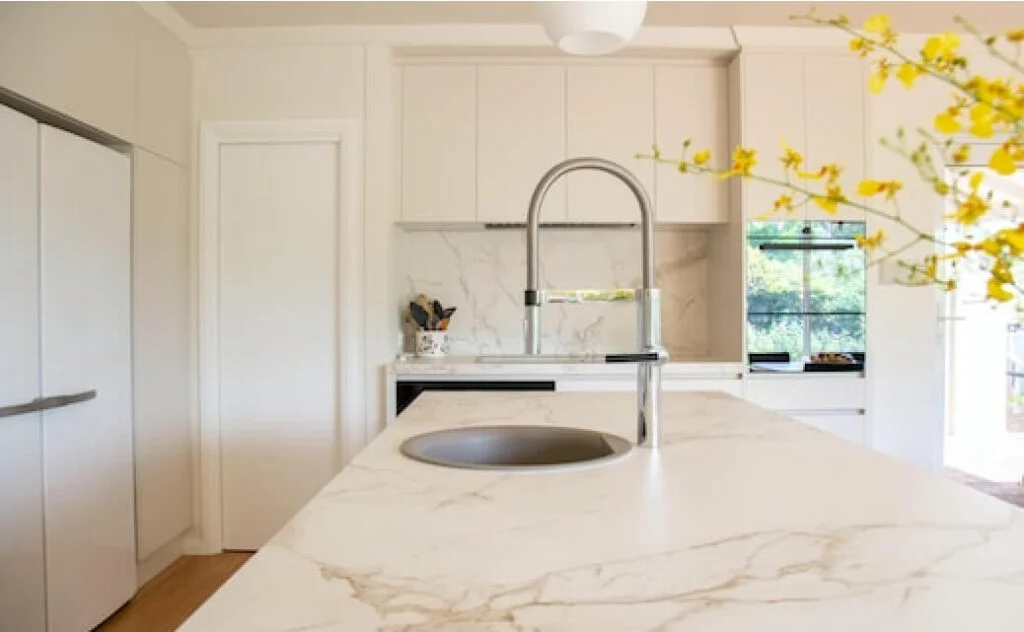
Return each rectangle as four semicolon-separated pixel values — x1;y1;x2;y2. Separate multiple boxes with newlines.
399;425;632;471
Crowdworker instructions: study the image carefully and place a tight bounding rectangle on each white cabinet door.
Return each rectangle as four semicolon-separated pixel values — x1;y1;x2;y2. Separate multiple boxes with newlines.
218;141;343;550
478;65;567;223
40;125;135;632
654;65;728;223
0;104;46;632
401;65;476;222
792;412;866;445
739;54;805;220
804;55;867;222
663;378;743;397
567;66;655;223
133;150;193;560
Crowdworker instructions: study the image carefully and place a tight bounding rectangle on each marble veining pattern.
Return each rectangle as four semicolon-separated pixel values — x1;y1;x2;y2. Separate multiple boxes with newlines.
181;392;1024;631
398;229;708;357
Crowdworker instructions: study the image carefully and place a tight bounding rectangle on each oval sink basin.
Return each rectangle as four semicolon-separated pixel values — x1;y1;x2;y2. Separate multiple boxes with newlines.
399;425;631;471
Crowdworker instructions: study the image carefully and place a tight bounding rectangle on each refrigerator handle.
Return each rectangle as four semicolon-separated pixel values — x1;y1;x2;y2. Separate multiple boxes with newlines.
0;389;97;419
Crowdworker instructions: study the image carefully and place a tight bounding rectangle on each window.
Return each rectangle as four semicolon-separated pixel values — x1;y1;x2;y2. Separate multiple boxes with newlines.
746;220;866;358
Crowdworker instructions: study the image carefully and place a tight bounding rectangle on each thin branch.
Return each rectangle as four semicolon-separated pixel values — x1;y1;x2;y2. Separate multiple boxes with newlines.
794;13;1021;122
955;16;1024;75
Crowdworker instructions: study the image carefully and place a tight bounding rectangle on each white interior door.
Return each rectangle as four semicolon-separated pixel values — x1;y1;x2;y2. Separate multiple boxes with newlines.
40;124;135;632
0;104;46;632
218;141;343;550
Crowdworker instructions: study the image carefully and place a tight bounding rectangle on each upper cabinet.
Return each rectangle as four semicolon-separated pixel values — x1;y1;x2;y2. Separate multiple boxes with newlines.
398;61;729;225
736;52;867;222
400;65;477;222
477;66;567;223
654;65;729;223
804;55;866;221
566;66;655;224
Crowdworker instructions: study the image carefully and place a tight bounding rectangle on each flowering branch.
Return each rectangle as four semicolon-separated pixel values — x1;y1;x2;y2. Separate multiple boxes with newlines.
646;10;1024;302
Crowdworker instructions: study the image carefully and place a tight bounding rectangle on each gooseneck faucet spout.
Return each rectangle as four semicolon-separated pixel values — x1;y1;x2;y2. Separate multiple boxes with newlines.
524;157;668;449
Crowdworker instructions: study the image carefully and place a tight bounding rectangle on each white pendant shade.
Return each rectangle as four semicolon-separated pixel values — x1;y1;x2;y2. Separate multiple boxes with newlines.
537;1;648;56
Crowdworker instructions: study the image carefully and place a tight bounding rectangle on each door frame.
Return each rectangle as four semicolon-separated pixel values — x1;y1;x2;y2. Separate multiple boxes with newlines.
197;120;364;553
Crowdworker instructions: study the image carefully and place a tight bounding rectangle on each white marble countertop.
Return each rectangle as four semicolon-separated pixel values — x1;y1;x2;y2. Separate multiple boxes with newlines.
392;355;745;379
181;391;1024;631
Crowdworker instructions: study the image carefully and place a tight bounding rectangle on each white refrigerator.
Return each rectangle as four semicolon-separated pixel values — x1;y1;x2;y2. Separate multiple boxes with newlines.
0;103;136;632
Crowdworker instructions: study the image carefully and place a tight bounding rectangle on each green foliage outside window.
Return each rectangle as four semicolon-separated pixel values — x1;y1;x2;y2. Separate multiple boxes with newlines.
746;221;867;358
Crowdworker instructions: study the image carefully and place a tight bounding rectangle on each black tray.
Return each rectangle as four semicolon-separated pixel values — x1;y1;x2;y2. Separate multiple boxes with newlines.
803;362;864;373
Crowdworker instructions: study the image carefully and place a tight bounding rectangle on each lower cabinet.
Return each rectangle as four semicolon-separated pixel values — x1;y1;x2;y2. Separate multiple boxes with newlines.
745;375;868;446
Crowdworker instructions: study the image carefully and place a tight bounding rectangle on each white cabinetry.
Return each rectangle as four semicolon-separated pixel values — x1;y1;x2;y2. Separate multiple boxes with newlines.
654;65;729;223
398;61;727;225
133;150;193;560
0;105;135;632
478;65;566;223
400;65;477;222
0;101;46;632
737;53;867;221
736;53;805;220
566;66;655;223
746;375;867;445
804;55;866;221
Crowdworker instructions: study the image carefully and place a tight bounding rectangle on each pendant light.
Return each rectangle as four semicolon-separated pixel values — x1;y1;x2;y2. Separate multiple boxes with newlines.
537;1;648;56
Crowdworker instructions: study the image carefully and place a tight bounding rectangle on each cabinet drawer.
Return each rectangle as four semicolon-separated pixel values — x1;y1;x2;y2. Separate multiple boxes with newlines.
791;412;866;445
664;378;743;397
745;377;865;411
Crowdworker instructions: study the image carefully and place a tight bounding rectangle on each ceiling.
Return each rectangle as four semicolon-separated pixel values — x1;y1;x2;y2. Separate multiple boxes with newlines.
169;2;1022;34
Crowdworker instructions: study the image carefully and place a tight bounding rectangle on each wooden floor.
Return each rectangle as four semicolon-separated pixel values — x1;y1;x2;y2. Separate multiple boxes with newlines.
96;553;252;632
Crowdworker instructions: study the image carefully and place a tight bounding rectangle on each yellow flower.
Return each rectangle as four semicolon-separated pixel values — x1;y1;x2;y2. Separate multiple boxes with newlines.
821;164;842;183
934;180;951;196
813;183;845;215
923;32;961;67
896;63;923;88
855;229;886;250
849;37;874;58
729;146;757;176
1007;29;1024;43
692;149;711;166
952;171;989;224
779;143;803;170
987;277;1014;302
863;14;889;33
968;102;995;138
951;144;971;164
997;226;1024;254
979;237;1002;257
989;145;1018;175
868;59;891;94
857;179;902;200
858;180;881;196
773;193;796;214
935;112;962;134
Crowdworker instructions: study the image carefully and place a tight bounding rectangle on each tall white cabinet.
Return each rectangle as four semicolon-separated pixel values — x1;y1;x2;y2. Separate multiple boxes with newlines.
0;104;135;632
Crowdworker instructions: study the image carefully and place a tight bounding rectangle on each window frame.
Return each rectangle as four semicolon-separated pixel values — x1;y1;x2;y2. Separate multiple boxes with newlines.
745;220;867;359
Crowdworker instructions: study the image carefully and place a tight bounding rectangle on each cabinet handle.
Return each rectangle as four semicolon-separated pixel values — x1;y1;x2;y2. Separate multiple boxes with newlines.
0;390;97;419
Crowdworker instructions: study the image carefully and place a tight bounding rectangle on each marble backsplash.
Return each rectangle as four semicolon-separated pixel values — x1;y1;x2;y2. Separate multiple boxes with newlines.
398;228;709;358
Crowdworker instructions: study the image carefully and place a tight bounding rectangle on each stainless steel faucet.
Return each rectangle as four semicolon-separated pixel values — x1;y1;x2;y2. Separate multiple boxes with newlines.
524;157;668;449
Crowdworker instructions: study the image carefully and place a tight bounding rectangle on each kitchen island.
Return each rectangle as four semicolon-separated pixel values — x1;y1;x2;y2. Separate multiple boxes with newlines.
180;391;1024;631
